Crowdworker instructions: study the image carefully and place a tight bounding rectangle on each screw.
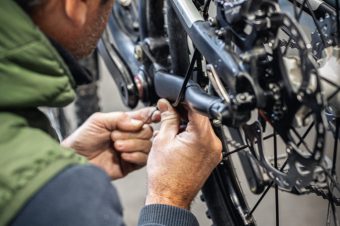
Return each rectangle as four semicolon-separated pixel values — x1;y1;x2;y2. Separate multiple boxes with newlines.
134;45;143;61
297;92;304;102
213;119;222;125
215;28;225;39
238;94;246;101
119;0;132;7
208;17;217;27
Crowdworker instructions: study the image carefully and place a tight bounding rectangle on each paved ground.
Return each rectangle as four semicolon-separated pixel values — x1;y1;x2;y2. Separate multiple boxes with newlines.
95;59;339;226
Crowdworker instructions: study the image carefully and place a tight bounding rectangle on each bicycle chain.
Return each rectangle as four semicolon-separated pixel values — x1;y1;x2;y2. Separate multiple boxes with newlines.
306;185;340;206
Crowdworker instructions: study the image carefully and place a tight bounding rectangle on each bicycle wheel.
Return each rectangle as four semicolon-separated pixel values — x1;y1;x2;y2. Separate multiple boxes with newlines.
101;0;340;225
139;0;340;226
138;1;255;225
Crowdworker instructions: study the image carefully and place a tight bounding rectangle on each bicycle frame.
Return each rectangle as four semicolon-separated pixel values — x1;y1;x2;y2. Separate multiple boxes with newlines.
97;0;340;225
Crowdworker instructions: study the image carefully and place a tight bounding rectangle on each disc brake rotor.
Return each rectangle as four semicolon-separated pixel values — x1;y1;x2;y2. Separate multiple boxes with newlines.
243;12;327;192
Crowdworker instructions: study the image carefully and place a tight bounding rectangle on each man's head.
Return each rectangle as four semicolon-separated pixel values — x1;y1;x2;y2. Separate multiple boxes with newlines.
16;0;115;59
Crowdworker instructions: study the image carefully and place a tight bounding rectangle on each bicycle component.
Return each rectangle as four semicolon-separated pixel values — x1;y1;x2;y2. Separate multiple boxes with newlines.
311;14;338;58
287;0;337;18
319;46;340;116
98;2;140;108
206;64;231;104
154;71;233;124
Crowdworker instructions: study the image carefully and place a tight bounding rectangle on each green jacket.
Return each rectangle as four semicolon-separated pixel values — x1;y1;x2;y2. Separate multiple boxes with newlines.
0;1;85;225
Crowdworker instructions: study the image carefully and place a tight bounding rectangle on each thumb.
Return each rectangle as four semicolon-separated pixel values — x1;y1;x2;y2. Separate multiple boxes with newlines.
157;99;180;139
127;107;161;124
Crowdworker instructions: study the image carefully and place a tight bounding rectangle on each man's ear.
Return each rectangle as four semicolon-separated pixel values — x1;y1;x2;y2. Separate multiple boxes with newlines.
64;0;88;27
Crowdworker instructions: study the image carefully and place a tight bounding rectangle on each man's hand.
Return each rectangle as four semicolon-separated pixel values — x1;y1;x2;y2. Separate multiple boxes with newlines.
62;108;160;180
146;99;222;209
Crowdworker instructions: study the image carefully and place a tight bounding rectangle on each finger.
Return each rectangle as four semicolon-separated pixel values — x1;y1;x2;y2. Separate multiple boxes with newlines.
121;152;148;166
92;112;144;132
111;124;153;141
186;110;211;134
114;139;152;153
127;107;161;124
151;110;161;123
157;99;180;139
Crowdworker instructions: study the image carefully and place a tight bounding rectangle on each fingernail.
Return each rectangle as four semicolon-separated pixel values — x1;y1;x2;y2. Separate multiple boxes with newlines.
157;99;169;113
131;119;143;127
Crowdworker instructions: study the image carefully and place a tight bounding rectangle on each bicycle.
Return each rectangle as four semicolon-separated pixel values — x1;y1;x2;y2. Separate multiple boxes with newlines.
98;0;340;225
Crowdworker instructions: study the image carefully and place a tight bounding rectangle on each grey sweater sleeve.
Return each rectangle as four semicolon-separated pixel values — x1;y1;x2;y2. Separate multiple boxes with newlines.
138;204;199;226
10;165;125;226
10;164;199;226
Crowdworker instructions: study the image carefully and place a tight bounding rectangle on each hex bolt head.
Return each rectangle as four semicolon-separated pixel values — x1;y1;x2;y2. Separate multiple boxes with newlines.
134;45;143;61
119;0;132;7
208;17;217;27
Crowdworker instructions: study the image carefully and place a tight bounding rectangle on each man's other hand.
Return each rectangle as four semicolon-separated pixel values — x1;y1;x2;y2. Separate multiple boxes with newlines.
62;108;161;180
146;99;222;209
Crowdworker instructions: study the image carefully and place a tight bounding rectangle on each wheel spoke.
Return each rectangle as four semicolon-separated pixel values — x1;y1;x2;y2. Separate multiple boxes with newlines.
248;121;316;218
321;76;340;89
321;165;340;193
274;131;280;226
327;88;340;102
247;160;288;217
326;179;339;226
225;145;249;158
331;119;339;177
225;133;275;158
326;119;340;226
264;133;275;141
326;200;332;226
288;122;314;150
291;127;313;153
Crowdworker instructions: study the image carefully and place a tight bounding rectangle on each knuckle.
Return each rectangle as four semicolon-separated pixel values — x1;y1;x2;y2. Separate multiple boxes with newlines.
90;112;103;121
117;111;128;119
114;140;122;149
111;131;120;140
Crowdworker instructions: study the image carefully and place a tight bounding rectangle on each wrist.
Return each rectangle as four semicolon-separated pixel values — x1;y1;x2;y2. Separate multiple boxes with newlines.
61;136;83;156
145;192;192;210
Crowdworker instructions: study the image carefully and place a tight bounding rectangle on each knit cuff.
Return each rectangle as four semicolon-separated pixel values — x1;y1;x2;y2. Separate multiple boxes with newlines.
138;204;199;226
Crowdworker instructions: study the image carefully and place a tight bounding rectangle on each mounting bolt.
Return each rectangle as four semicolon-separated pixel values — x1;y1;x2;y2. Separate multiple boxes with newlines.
215;28;226;39
119;0;132;7
134;45;143;61
213;119;222;125
208;17;217;27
